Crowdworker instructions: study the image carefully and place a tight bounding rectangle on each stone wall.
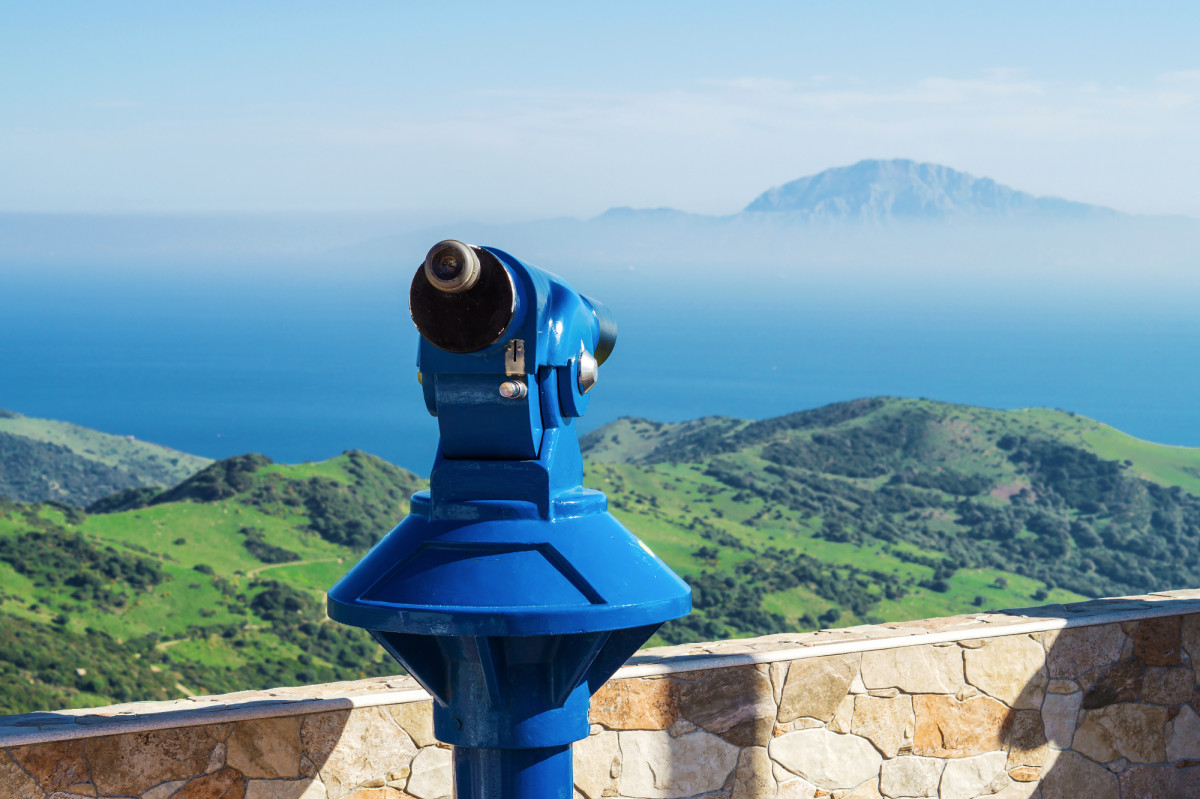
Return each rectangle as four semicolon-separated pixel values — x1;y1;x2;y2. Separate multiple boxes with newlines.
5;591;1200;799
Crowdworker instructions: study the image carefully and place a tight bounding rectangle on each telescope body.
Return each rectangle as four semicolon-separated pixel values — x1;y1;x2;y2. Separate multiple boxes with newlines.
328;244;691;798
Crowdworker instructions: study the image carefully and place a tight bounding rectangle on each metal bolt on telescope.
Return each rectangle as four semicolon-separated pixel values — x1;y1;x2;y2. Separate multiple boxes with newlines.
328;241;692;799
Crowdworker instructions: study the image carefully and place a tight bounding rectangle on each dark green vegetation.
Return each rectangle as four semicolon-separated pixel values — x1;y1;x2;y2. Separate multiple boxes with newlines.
3;398;1200;713
0;451;422;713
0;409;212;506
582;398;1200;645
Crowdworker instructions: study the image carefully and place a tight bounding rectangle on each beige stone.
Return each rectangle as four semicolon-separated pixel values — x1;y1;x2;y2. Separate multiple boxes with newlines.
988;781;1039;799
1006;710;1048;769
226;716;303;779
1041;690;1082;749
1072;703;1168;764
777;777;818;799
1143;666;1194;705
770;661;788;705
679;665;775;746
572;729;620;799
303;708;418;799
1046;680;1077;694
827;693;855;734
860;645;963;694
405;747;451;799
174;767;244;799
89;726;215;796
1040;751;1119;799
387;701;436;748
964;636;1048;710
1167;703;1200;761
1118;762;1200;797
245;779;328;799
850;695;912;758
145;781;189;799
619;729;739;799
1134;616;1182;666
342;790;411;799
911;695;1013;758
730;746;775;799
768;729;883;790
1008;766;1040;782
778;655;859;723
590;677;679;731
1043;624;1125;679
0;751;44;799
879;756;942;798
939;751;1008;799
837;778;883;798
10;739;90;792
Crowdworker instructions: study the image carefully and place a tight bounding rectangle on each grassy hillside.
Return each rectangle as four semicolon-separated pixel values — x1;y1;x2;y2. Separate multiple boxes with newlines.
583;398;1200;645
0;409;211;506
3;397;1200;713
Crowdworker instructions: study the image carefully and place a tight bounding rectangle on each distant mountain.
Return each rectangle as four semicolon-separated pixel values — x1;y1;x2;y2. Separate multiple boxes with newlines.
742;159;1112;220
0;409;211;506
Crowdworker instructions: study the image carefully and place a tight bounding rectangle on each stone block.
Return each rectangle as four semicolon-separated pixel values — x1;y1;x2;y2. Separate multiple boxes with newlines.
405;747;451;799
590;676;679;731
1182;613;1200;666
386;701;436;748
1134;616;1182;666
768;728;883;791
778;654;859;724
1041;690;1082;750
10;739;90;792
1080;659;1143;709
861;645;963;694
0;752;44;799
827;692;855;734
245;779;329;799
1167;703;1200;761
303;708;418;799
1005;710;1048;769
911;695;1013;758
1143;666;1194;705
1072;703;1168;764
938;751;1008;799
572;729;620;799
729;746;775;799
1118;762;1200;797
226;716;304;779
850;695;912;758
1039;751;1119;799
963;635;1048;710
619;728;739;799
776;777;818;799
879;756;942;798
1043;625;1125;679
174;767;245;799
88;726;216;796
679;664;775;747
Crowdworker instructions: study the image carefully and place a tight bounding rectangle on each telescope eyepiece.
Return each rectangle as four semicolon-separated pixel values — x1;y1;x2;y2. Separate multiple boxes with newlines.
424;240;481;293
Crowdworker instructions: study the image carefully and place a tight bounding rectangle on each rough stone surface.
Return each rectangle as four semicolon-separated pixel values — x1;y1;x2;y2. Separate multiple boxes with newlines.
386;701;436;748
768;729;883;790
1142;665;1194;705
860;645;963;694
620;729;740;799
850;695;912;758
0;751;45;799
879;756;942;798
777;655;858;723
1072;703;1169;764
175;767;245;799
963;636;1048;710
938;751;1008;799
304;708;418;799
827;693;855;735
245;779;329;799
679;665;775;747
838;778;884;798
89;726;215;796
776;777;818;799
911;695;1013;758
1134;616;1182;666
1044;625;1125;679
226;716;303;779
1041;690;1083;750
988;781;1039;799
1118;763;1200;798
1006;710;1048;769
1039;751;1119;799
590;676;678;731
9;739;89;791
405;747;451;799
1167;703;1200;761
572;729;620;799
1182;613;1200;666
729;746;775;799
1080;659;1143;710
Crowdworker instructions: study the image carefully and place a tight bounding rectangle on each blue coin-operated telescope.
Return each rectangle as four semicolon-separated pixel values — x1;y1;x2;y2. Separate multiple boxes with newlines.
329;241;691;799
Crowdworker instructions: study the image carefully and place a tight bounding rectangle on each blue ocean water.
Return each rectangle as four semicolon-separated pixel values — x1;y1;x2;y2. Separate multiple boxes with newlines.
2;262;1198;476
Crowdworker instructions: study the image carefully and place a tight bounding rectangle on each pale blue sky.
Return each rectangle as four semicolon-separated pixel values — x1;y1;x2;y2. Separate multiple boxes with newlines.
3;2;1198;217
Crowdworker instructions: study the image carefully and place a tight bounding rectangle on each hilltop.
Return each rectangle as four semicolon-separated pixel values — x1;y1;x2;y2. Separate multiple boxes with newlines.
3;398;1200;712
0;409;212;506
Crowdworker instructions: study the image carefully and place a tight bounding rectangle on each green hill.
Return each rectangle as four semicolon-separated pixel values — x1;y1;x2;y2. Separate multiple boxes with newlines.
0;409;211;506
3;397;1200;713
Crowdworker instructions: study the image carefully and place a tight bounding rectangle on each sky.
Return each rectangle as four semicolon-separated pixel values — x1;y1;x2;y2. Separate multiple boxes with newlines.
3;2;1199;219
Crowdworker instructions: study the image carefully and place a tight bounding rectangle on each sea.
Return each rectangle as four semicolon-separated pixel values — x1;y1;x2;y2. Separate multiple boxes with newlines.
2;260;1198;476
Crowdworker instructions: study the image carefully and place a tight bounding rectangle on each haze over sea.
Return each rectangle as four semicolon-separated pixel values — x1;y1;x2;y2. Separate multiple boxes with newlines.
3;252;1197;476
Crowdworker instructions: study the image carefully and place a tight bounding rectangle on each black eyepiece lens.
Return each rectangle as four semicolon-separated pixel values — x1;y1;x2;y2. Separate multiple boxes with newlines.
431;251;463;281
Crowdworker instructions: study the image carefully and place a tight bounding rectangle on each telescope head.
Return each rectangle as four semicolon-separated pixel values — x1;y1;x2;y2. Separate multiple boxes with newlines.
410;240;616;466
